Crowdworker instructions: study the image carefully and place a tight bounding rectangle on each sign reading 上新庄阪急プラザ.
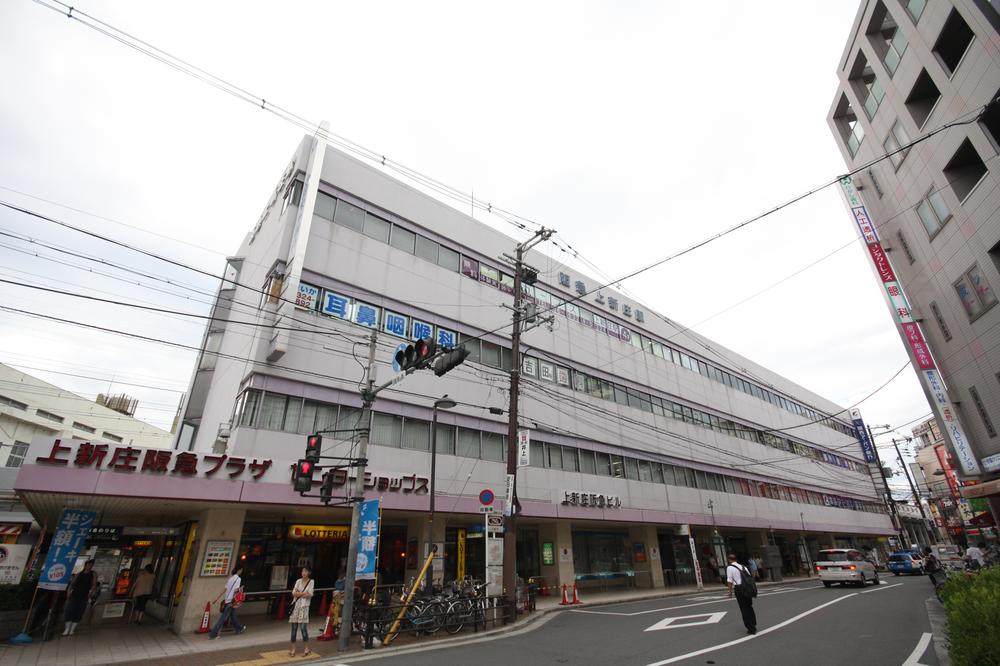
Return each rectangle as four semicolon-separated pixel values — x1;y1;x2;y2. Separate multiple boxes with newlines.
838;176;980;477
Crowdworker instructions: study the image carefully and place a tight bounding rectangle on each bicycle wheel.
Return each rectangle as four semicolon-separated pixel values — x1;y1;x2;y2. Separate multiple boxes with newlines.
445;599;469;634
421;600;446;635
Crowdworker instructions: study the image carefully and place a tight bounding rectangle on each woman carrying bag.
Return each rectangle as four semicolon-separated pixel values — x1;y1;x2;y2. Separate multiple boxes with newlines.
289;566;314;657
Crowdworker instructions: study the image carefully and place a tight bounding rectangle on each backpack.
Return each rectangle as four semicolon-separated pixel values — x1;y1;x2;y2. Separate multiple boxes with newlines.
730;564;758;598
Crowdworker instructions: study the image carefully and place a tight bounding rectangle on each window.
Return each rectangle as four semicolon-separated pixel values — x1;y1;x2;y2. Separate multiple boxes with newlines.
5;441;28;468
547;443;562;469
457;428;480;458
102;432;123;443
610;454;625;478
884;120;911;169
895;229;916;264
362;214;391;243
933;8;975;76
981;89;1000;149
530;441;545;467
916;187;951;237
438;246;460;272
73;421;96;434
35;409;64;423
905;69;941;128
0;395;28;411
372;413;402;447
579;450;596;474
868;2;907;75
436;425;455;455
314;191;336;222
624;457;639;480
850;54;885;119
482;433;505;461
401;419;430;451
389;226;416;254
595;452;611;476
904;0;925;23
415;235;439;263
943;138;988;202
333;199;365;232
239;390;261;427
967;386;997;438
929;301;953;341
481;341;502;368
954;264;997;320
561;446;578;472
199;331;221;370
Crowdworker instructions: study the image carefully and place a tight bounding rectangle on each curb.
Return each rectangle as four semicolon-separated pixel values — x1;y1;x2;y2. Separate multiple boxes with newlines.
925;596;950;666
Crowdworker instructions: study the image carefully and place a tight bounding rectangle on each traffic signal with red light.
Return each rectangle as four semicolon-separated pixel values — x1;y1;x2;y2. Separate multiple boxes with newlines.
293;459;315;493
305;434;322;463
395;337;438;373
433;346;470;377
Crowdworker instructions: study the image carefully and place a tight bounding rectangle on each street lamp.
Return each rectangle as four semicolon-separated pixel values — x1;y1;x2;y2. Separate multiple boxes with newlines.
425;395;457;591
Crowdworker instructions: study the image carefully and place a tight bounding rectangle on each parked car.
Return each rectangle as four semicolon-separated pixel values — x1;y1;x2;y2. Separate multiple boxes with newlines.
887;550;924;575
815;548;880;587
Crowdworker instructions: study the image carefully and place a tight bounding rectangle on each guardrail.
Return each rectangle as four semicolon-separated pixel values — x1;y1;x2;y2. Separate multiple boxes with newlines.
355;593;515;649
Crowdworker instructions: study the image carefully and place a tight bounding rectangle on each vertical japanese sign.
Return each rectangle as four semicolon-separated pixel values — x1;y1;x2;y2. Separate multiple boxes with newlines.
838;176;980;476
355;498;380;581
517;430;530;467
457;529;466;580
849;408;877;464
38;509;96;591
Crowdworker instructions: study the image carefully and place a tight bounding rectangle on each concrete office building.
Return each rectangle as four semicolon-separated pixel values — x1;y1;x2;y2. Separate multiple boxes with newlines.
828;0;1000;520
16;137;893;632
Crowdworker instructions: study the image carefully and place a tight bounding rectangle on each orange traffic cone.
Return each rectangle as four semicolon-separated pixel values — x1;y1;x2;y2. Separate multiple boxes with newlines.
275;592;287;619
316;604;336;641
571;582;582;605
195;602;212;634
559;583;570;606
318;590;329;618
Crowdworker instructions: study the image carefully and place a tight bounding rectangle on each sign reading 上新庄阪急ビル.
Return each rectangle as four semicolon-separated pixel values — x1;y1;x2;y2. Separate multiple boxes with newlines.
561;491;622;508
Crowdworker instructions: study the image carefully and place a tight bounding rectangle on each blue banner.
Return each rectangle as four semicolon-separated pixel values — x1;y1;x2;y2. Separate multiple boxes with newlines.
38;509;96;591
850;409;877;464
355;498;380;581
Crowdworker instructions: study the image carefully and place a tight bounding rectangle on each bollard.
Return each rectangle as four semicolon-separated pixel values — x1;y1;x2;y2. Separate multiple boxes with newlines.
559;583;570;606
195;602;212;634
571;582;582;605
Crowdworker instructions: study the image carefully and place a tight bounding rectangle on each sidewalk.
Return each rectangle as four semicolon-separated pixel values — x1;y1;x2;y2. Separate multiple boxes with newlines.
0;575;815;666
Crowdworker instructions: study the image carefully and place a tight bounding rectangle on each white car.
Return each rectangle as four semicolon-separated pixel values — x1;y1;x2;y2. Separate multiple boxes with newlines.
815;548;880;587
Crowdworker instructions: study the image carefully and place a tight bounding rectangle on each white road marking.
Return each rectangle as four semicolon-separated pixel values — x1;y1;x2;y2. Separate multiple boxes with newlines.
901;632;933;666
574;587;810;617
687;595;727;601
645;612;727;632
642;593;858;666
860;582;903;594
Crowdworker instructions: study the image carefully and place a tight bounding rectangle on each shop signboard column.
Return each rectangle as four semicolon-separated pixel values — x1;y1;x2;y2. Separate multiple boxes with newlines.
838;176;981;477
485;513;504;596
38;509;96;591
356;499;380;581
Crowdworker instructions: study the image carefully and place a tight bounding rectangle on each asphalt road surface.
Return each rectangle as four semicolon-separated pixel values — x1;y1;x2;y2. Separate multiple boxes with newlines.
326;576;940;666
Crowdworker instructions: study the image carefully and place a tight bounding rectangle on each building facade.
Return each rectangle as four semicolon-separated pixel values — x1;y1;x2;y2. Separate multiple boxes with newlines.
16;138;893;632
828;0;1000;518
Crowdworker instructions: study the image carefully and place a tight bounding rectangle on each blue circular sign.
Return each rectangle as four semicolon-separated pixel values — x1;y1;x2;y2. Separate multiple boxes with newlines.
479;489;495;506
391;343;409;373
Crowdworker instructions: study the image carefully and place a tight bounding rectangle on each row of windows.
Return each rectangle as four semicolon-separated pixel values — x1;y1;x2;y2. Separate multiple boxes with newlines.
235;390;882;514
304;188;853;438
3;441;28;468
523;359;869;474
0;394;28;411
0;395;121;442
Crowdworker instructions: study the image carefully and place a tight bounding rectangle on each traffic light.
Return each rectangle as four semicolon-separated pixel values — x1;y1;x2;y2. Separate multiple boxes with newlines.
433;346;470;377
320;471;334;504
305;434;322;463
293;459;315;493
395;337;438;372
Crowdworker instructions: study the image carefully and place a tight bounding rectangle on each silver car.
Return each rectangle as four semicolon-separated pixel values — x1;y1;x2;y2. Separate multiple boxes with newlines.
816;548;880;587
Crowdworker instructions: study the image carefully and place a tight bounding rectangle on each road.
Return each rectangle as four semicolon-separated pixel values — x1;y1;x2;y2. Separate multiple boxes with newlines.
327;576;940;666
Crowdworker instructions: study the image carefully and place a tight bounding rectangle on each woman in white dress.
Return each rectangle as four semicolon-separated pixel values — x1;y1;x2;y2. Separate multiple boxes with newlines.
289;566;315;656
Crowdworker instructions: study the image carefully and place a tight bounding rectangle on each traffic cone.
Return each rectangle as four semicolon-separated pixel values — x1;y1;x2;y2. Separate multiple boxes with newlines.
559;583;570;606
316;604;336;641
195;602;212;634
571;582;582;605
275;592;287;619
318;590;329;618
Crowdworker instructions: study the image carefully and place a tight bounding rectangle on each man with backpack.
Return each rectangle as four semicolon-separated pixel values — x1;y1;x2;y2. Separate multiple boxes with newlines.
726;553;758;635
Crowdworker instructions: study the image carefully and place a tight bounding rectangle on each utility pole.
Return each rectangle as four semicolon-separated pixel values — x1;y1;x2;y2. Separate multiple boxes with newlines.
892;437;933;544
502;227;552;617
868;425;906;546
338;330;377;652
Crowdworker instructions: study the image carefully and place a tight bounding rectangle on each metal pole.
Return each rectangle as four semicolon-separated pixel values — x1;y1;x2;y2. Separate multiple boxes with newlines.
892;438;933;543
868;425;905;546
502;239;523;616
425;405;438;592
338;330;378;652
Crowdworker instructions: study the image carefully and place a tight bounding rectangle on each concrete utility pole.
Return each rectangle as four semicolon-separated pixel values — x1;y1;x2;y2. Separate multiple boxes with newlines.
868;425;906;546
502;227;552;616
892;437;933;541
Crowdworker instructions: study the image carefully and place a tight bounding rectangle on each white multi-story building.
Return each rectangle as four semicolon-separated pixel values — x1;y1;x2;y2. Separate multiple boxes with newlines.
828;0;1000;525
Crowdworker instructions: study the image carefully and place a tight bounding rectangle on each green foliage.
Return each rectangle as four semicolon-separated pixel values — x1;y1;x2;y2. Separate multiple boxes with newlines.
942;566;1000;666
0;580;35;612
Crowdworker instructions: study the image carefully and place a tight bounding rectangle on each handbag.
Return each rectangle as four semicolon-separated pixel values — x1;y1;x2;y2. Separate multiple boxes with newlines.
232;590;246;608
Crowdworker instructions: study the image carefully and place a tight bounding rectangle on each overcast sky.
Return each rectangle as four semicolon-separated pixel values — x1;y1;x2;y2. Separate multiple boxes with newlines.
0;1;929;491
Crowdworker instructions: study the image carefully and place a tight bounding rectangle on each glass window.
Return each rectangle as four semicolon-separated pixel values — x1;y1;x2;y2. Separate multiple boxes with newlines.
436;425;456;455
314;402;337;432
372;413;402;447
259;393;287;430
390;226;416;253
5;441;28;468
624;457;639;480
530;441;545;467
661;464;676;485
284;398;302;433
402;419;431;450
501;347;513;371
610;455;625;478
579;308;594;327
547;444;562;469
463;338;481;364
572;370;586;392
595;452;611;476
638;460;652;482
955;264;998;320
651;462;664;483
562;446;579;472
481;341;502;368
482;432;505;461
298;400;318;434
916;188;951;237
539;361;555;382
884;120;911;169
438;246;460;272
906;0;925;22
457;428;480;458
362;214;391;242
523;356;538;378
579;450;596;474
613;385;629;406
314;192;336;221
415;235;439;263
333;199;365;231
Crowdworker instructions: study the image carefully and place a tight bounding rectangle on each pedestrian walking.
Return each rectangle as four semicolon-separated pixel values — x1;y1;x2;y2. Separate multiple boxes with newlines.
964;542;986;570
288;566;315;656
726;553;757;635
747;556;758;581
208;566;246;640
754;554;765;581
63;560;98;636
130;564;155;625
